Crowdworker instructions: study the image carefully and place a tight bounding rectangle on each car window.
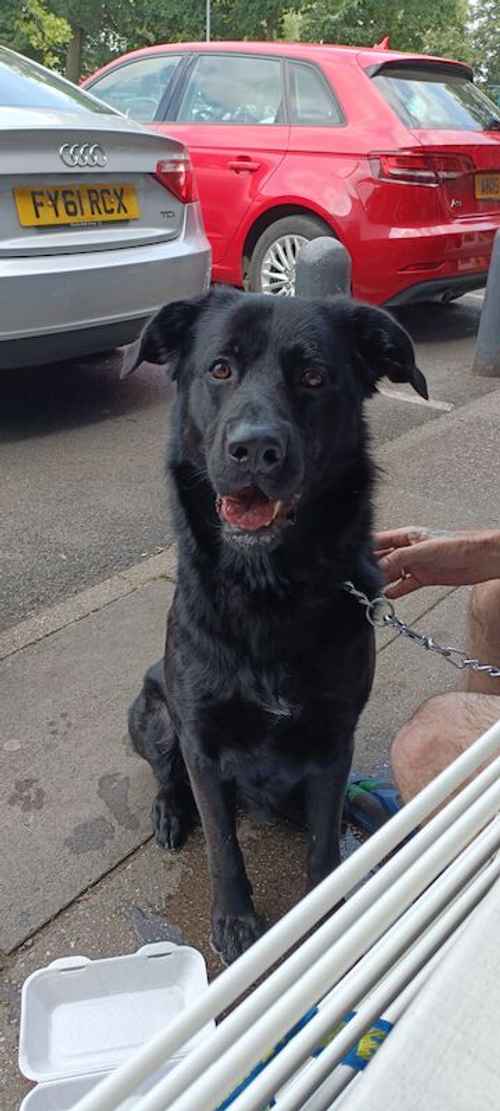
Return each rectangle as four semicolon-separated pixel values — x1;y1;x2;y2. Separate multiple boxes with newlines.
373;67;500;132
176;54;283;125
0;45;113;114
289;62;343;126
88;55;182;121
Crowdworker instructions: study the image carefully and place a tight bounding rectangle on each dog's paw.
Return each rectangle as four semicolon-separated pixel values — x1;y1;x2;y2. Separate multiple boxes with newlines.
210;911;266;966
151;794;186;851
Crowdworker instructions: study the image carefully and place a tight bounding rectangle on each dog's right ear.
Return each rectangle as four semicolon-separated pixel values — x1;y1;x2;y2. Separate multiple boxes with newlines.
120;295;210;379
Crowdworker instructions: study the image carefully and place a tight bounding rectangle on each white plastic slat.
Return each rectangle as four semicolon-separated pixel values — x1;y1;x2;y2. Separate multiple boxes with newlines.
71;718;500;1111
275;845;500;1111
157;803;500;1111
298;924;465;1111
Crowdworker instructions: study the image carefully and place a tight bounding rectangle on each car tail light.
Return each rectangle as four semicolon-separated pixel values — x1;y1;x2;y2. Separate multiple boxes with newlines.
369;151;474;185
154;154;198;203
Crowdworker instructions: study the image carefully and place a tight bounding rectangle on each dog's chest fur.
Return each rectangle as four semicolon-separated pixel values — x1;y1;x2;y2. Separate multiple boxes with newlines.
171;550;374;787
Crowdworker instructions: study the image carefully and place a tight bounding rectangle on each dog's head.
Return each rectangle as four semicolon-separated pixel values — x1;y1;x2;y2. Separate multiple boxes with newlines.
123;289;427;549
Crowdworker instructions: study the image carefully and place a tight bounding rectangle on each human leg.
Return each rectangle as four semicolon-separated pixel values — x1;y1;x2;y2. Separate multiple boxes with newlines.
464;580;500;695
391;691;500;804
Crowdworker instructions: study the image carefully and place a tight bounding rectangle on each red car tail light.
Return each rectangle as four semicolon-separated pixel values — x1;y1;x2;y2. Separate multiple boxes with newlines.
369;151;474;185
430;153;475;180
154;154;198;203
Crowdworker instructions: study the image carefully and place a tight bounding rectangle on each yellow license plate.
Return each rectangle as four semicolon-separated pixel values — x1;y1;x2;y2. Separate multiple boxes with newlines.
474;172;500;200
14;183;140;227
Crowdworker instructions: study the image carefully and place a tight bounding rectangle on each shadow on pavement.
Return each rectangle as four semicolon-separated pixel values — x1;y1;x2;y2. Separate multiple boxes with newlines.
0;351;172;445
395;297;481;345
0;296;482;445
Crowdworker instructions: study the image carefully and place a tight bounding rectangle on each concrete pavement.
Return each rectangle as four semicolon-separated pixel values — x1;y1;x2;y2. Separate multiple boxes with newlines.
3;297;500;1106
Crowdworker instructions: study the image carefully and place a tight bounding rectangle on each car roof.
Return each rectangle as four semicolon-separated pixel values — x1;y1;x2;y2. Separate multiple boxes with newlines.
85;40;473;83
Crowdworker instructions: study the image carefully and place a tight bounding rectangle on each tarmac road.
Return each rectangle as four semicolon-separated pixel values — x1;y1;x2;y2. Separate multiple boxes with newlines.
0;293;490;633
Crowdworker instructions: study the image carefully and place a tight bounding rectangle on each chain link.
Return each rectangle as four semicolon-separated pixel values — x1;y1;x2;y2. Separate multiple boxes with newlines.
343;580;500;679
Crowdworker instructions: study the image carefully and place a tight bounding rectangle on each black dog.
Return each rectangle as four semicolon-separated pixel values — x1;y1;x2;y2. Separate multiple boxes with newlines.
126;288;427;965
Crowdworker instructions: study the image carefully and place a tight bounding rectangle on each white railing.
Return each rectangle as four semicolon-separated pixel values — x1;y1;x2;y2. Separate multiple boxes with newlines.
72;717;500;1111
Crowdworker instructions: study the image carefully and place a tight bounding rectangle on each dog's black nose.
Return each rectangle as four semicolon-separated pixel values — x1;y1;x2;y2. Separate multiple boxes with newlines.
226;423;286;474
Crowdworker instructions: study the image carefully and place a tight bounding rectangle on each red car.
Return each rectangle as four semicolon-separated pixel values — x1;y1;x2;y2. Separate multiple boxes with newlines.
84;41;500;305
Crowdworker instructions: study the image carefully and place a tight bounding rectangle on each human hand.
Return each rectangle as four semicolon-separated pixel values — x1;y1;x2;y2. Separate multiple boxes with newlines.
374;527;500;599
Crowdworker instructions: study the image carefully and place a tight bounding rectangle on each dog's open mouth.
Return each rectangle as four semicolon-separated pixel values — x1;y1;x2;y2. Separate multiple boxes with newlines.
216;487;298;532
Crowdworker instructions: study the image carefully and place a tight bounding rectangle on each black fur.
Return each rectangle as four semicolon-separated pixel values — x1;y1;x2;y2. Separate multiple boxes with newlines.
128;289;426;964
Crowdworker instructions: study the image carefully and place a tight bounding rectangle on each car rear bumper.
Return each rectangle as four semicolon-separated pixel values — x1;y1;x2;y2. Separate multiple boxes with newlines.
385;272;487;306
0;203;211;368
352;217;499;304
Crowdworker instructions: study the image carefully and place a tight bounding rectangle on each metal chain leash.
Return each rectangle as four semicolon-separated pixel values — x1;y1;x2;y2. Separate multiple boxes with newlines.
343;580;500;679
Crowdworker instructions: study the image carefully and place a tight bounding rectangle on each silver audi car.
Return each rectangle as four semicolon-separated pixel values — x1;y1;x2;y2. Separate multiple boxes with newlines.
0;47;211;368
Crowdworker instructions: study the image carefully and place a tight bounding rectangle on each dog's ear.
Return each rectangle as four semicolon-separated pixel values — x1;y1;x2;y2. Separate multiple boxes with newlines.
347;301;428;399
120;295;210;379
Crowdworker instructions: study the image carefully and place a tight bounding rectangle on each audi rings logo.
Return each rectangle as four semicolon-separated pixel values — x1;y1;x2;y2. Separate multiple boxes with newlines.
59;142;108;168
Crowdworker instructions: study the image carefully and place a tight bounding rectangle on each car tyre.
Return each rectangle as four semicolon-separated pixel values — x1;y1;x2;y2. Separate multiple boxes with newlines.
248;214;335;296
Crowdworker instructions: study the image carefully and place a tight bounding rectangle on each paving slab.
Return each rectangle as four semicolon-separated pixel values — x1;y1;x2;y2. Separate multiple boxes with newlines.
0;588;470;1109
3;387;498;955
0;577;470;959
0;815;312;1108
356;588;469;773
0;546;176;660
0;579;171;954
375;387;500;533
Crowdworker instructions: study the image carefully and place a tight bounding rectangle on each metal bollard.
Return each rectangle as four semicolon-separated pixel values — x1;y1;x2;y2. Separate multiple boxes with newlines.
473;228;500;376
295;237;352;299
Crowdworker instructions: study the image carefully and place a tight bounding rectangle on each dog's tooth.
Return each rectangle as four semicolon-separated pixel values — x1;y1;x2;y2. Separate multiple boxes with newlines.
271;500;282;521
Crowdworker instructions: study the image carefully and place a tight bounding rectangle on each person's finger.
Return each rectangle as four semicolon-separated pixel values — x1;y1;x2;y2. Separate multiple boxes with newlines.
373;530;408;549
374;527;428;550
378;549;416;584
384;574;420;599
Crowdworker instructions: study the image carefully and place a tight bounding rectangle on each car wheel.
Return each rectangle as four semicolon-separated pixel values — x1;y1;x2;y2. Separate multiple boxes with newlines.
248;215;335;296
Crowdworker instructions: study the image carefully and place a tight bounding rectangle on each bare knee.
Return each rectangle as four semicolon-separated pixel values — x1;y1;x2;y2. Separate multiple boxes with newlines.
391;691;500;804
466;580;500;693
469;579;500;631
391;694;455;799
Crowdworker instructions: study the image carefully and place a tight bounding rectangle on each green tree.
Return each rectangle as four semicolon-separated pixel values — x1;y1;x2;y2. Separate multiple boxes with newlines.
212;0;297;40
471;0;500;87
301;0;476;65
0;0;71;67
47;0;139;79
20;0;71;68
3;0;302;80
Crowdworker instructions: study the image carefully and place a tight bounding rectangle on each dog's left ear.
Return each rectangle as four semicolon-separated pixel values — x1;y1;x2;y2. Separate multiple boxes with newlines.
120;295;209;379
349;302;428;399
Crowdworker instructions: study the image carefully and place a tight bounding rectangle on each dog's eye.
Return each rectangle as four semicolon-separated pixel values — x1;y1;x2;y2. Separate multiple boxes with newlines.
209;360;232;381
301;368;324;389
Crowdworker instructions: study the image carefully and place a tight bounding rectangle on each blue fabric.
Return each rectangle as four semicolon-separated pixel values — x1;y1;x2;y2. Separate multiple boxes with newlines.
215;1007;318;1109
215;1006;393;1109
344;776;401;833
313;1009;393;1069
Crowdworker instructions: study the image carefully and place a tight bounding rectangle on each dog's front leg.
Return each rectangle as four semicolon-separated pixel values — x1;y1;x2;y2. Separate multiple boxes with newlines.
305;743;354;890
183;748;265;964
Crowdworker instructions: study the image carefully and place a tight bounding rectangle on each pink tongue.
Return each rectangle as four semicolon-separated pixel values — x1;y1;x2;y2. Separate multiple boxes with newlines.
220;491;276;531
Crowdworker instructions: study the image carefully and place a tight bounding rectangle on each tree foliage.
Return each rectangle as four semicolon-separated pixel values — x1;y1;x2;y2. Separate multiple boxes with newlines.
470;0;500;87
301;0;476;65
75;0;299;77
1;0;70;67
0;0;497;83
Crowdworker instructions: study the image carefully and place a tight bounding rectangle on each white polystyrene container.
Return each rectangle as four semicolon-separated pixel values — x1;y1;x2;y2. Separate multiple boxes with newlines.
18;942;214;1110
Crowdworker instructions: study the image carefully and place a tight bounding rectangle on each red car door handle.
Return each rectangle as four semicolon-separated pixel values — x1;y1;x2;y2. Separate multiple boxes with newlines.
228;158;261;172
